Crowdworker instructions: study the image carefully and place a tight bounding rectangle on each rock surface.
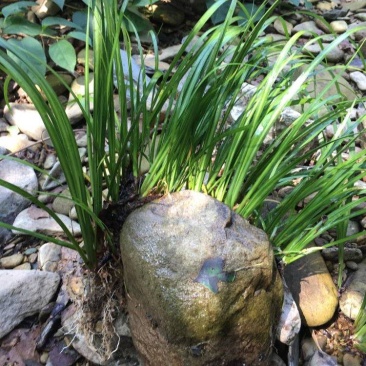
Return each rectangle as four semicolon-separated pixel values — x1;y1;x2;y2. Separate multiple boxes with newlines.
0;270;60;339
0;159;38;242
340;257;366;320
12;205;81;236
120;190;283;366
284;249;338;327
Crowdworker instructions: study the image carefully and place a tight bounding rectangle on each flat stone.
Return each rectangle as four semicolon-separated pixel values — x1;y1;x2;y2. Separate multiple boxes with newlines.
14;262;32;270
274;18;293;35
303;43;344;63
120;191;283;365
12;205;81;236
284;248;338;327
350;71;366;91
0;253;24;269
32;0;60;19
340;257;366;319
292;21;323;36
3;103;48;141
0;270;60;338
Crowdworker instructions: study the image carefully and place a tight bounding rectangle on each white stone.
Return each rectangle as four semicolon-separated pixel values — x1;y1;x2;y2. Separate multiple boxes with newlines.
38;242;62;272
0;134;33;153
0;270;60;338
303;43;344;63
12;205;81;236
4;103;48;141
350;71;366;91
330;20;348;34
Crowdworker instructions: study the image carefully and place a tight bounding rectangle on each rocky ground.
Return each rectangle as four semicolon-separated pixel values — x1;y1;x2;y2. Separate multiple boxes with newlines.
1;0;366;365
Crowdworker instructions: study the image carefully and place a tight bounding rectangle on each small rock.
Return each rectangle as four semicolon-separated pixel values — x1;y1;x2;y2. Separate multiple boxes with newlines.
43;154;57;170
274;18;293;35
24;247;38;256
0;159;38;242
52;188;74;216
284;247;338;327
343;353;362;366
0;270;60;338
305;350;337;366
276;284;301;345
0;134;33;153
303;43;344;63
316;1;336;11
77;48;94;70
65;74;94;124
12;206;81;236
45;73;73;96
14;262;32;270
349;22;366;41
293;21;323;36
69;206;78;220
0;253;24;269
29;253;38;264
302;337;317;361
40;352;49;364
340;257;366;319
347;220;361;236
38;243;62;272
350;71;366;91
346;261;358;270
330;20;348;34
42;161;66;190
3;103;48;141
322;247;363;262
270;353;286;366
355;13;366;22
32;0;60;19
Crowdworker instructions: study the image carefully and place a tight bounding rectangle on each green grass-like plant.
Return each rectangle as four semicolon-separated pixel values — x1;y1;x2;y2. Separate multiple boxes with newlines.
0;0;365;269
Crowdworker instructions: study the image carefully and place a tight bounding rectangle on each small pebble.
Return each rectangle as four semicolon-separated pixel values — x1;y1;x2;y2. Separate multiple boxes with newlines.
24;247;38;255
3;243;15;251
28;253;38;264
350;71;366;91
13;262;31;270
330;20;348;33
0;253;24;269
43;154;57;170
345;261;358;270
343;353;362;366
40;351;49;364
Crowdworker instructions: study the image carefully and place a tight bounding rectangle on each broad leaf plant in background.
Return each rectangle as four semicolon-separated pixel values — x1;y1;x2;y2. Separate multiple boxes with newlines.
0;0;365;280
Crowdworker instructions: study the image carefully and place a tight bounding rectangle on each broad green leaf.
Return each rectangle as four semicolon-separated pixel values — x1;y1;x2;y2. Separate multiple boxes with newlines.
206;0;230;24
52;0;65;9
72;10;89;32
49;40;76;73
238;3;265;25
3;16;43;36
2;1;37;18
7;37;46;79
67;30;92;46
124;7;153;32
42;16;82;30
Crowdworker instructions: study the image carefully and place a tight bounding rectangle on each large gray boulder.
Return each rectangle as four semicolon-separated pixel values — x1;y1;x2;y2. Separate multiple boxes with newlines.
0;270;60;338
120;190;283;366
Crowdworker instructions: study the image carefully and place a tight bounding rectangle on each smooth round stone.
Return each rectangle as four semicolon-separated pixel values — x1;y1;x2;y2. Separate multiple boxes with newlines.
316;1;334;11
0;134;33;153
0;253;24;269
77;48;94;70
292;21;323;36
350;71;366;91
347;220;361;236
52;188;73;216
355;13;366;21
28;253;38;264
69;206;78;220
303;43;344;63
273;18;293;35
14;262;32;270
330;20;348;33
